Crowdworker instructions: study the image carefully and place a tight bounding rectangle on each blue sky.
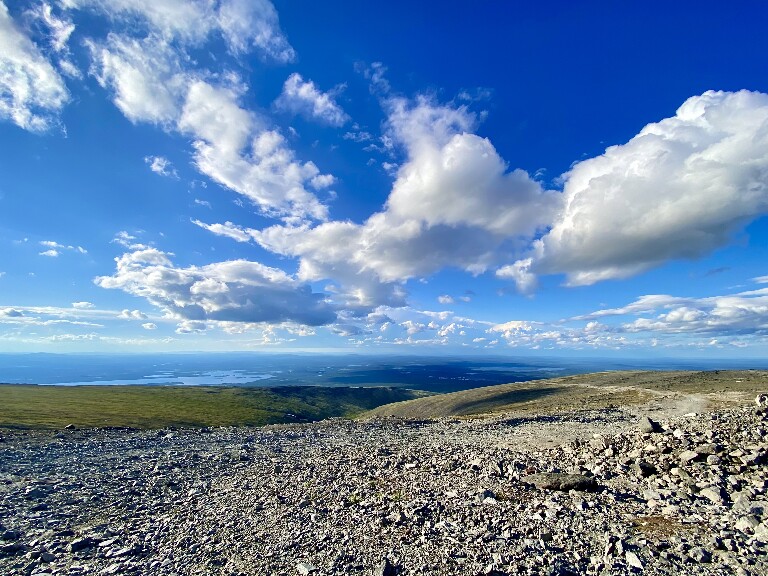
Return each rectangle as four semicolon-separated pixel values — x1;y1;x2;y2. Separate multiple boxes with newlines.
1;0;768;356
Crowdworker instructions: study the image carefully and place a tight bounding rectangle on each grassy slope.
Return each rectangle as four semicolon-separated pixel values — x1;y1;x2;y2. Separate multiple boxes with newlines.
361;370;768;420
4;370;764;429
0;385;430;429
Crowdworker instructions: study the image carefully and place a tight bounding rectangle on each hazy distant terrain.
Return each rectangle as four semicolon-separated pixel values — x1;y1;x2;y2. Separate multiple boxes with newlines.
0;353;579;390
2;353;765;390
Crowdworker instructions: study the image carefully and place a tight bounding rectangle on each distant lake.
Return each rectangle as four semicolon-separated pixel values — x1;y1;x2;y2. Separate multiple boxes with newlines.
0;353;764;393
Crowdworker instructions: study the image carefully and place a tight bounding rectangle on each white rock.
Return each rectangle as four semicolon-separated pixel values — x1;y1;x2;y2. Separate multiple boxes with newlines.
625;550;643;569
754;523;768;542
296;562;316;575
735;515;760;533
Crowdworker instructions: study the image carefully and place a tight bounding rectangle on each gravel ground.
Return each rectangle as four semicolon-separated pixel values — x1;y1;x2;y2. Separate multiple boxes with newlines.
1;402;768;575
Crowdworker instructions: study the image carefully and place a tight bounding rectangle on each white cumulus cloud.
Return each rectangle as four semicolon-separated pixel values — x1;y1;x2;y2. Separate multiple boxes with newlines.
119;309;148;320
76;2;327;221
95;248;338;327
217;0;295;61
506;90;768;290
249;95;558;311
580;286;768;338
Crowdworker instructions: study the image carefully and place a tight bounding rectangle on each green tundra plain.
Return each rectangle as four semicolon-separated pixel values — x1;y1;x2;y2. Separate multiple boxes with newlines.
0;384;429;429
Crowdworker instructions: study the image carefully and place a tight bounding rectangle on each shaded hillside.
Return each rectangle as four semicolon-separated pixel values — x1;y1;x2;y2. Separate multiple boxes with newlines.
362;370;768;419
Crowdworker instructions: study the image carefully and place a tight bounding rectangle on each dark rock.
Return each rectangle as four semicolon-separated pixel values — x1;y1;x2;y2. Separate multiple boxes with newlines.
70;537;97;553
0;530;20;542
522;473;597;491
688;547;711;563
24;486;47;499
0;543;24;557
634;460;657;477
374;557;396;576
40;550;55;563
639;417;662;433
695;443;719;456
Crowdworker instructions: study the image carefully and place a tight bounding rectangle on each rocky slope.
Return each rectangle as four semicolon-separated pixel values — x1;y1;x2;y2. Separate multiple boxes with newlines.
1;374;768;575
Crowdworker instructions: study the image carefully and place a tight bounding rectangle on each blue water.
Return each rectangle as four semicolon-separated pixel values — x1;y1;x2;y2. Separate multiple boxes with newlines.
0;353;764;392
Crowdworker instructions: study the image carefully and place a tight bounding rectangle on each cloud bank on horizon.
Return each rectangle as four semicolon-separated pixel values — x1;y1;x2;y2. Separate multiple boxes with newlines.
1;0;768;355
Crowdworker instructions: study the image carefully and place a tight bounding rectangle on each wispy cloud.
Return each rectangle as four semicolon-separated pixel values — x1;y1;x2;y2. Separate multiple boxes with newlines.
65;1;329;220
144;155;178;178
111;231;150;251
38;240;87;256
192;219;254;243
63;0;295;61
0;1;69;131
26;2;81;78
275;73;349;126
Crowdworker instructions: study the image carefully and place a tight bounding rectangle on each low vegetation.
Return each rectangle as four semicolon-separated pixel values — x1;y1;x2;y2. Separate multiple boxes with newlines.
0;385;429;429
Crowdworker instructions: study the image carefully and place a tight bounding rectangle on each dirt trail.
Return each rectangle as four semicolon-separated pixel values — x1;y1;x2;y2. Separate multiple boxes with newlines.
364;370;768;451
